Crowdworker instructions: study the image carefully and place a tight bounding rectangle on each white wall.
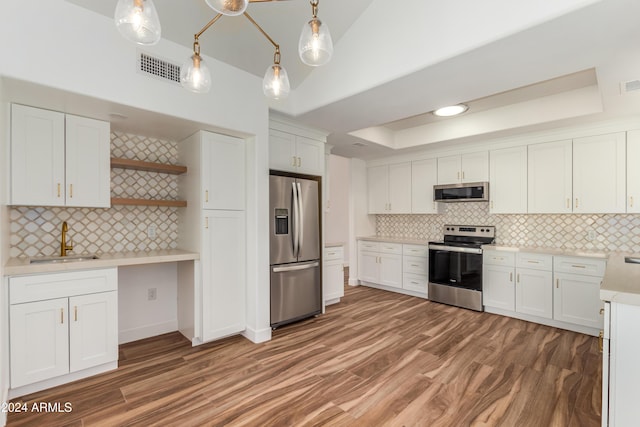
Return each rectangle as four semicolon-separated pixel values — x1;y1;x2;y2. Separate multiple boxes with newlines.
0;1;272;344
0;81;10;427
118;264;178;344
325;155;351;264
348;158;375;285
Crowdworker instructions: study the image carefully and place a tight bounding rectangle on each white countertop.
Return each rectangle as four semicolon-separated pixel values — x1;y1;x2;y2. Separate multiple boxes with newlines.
482;244;608;259
601;254;640;306
4;249;199;276
357;236;430;246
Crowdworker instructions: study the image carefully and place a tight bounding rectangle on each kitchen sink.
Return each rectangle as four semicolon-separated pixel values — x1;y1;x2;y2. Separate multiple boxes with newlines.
624;257;640;264
29;254;100;264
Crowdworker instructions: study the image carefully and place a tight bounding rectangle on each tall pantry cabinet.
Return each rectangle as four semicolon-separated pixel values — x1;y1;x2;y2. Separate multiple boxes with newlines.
177;131;246;344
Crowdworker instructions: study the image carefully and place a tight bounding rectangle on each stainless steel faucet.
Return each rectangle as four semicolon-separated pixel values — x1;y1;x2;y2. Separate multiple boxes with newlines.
60;221;73;257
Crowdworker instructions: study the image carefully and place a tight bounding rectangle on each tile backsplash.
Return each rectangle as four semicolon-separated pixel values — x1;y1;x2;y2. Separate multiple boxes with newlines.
377;202;640;253
10;132;180;258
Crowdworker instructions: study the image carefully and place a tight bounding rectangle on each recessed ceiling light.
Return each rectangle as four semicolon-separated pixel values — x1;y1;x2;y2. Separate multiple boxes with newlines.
433;104;469;117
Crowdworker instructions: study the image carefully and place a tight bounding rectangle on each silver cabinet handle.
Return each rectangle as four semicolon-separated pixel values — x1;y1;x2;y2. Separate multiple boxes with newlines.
631;196;635;208
509;272;513;282
297;157;301;167
516;273;520;283
292;156;296;167
556;279;560;288
60;308;64;324
571;264;586;269
575;198;579;209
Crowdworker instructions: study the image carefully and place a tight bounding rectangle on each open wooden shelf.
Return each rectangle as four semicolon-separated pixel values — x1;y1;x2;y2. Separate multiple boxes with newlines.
111;198;187;208
110;158;187;175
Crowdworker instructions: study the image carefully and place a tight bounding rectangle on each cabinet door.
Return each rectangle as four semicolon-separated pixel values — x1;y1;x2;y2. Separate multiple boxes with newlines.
554;272;603;328
10;298;69;388
358;251;379;283
528;140;572;213
388;162;411;213
324;260;344;302
202;132;245;210
69;291;118;372
515;268;552;319
296;136;324;176
461;151;489;183
202;210;246;342
65;115;111;208
379;253;402;288
627;130;640;213
10;104;65;206
490;146;527;213
367;165;389;214
411;158;440;214
437;155;461;184
269;129;297;173
573;132;626;213
483;264;515;311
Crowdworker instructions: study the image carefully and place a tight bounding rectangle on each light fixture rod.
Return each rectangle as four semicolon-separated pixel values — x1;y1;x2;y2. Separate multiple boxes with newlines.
243;12;278;50
195;12;223;39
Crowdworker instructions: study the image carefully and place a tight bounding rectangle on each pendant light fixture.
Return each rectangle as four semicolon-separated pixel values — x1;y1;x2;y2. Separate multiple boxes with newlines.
180;37;212;93
114;0;161;45
205;0;249;17
298;0;333;67
263;48;290;99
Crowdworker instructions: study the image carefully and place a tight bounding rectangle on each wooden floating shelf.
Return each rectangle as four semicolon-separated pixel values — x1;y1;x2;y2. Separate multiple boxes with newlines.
110;158;187;175
111;198;187;208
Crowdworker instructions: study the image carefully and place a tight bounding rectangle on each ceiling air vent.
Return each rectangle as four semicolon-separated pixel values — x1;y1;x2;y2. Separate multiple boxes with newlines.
137;51;181;85
621;79;640;95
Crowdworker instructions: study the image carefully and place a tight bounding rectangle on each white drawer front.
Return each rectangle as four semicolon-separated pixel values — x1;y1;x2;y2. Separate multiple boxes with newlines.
403;244;428;257
516;252;552;271
324;246;344;261
403;273;428;294
553;256;606;277
10;268;118;304
403;256;428;275
483;250;515;267
358;240;380;252
379;242;402;255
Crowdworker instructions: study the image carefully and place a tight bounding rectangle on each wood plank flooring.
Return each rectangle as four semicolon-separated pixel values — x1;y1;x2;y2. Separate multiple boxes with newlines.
7;283;601;426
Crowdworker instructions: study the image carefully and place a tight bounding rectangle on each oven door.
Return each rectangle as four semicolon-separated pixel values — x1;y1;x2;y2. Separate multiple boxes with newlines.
428;245;483;291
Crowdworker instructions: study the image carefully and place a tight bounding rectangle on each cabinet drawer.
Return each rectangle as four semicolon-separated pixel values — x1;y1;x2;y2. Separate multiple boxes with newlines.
324;246;344;261
403;273;428;294
10;268;118;304
516;252;552;271
403;244;428;257
484;250;515;267
403;255;428;275
554;256;606;277
358;241;380;252
379;242;402;254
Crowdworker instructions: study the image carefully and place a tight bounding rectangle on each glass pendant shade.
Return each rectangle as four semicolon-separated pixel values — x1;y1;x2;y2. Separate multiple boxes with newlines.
205;0;248;16
114;0;161;45
263;64;290;100
298;18;333;66
180;54;212;93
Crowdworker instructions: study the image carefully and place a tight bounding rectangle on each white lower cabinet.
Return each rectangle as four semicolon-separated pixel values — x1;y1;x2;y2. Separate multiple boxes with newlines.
483;263;516;311
402;244;428;295
9;268;118;389
324;246;345;304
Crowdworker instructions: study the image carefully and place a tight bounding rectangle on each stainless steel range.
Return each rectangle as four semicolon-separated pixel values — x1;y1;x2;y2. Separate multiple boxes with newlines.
428;225;495;311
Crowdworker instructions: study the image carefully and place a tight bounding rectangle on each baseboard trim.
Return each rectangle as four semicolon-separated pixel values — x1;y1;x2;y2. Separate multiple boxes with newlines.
348;278;359;286
242;326;271;344
119;320;178;344
484;306;600;336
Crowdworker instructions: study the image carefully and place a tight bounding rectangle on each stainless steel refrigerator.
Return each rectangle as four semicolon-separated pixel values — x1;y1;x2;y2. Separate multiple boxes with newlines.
270;174;322;328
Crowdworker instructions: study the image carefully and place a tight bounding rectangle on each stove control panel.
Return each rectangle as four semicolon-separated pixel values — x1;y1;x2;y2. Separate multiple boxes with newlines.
443;225;495;238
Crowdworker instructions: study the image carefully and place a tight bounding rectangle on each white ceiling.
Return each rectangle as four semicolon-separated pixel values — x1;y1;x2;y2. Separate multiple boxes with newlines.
63;0;640;159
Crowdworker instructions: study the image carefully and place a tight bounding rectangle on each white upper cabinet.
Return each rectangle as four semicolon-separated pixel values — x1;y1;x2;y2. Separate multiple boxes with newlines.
527;140;572;213
411;158;442;214
489;146;527;214
437;151;488;184
628;130;640;213
367;162;411;214
10;104;110;208
573;132;626;213
201;132;245;210
269;129;324;176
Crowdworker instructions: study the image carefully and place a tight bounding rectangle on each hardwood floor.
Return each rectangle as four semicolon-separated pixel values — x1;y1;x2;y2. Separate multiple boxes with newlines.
8;282;601;426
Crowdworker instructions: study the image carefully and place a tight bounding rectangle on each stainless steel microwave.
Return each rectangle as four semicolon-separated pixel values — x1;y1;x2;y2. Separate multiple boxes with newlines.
433;182;489;202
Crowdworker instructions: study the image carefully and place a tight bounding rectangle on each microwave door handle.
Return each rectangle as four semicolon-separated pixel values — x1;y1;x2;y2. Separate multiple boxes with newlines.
292;182;299;257
297;182;304;256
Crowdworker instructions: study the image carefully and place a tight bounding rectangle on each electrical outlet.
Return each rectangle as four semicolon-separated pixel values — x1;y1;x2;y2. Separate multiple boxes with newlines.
147;224;157;239
147;288;157;301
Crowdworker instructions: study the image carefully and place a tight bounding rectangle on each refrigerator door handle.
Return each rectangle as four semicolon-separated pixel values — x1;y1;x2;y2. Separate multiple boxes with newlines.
272;262;320;273
292;182;299;257
297;182;304;256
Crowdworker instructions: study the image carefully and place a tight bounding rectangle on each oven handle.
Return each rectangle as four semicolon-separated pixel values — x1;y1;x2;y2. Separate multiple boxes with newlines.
428;244;483;255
